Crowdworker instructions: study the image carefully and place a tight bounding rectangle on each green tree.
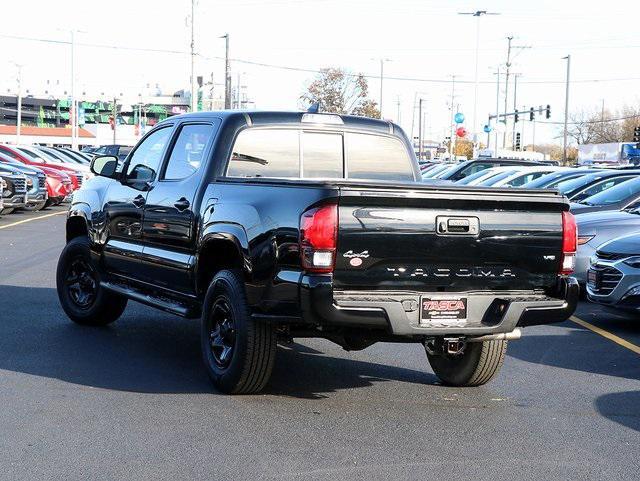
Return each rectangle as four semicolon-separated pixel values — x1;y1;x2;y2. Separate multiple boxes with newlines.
300;68;381;119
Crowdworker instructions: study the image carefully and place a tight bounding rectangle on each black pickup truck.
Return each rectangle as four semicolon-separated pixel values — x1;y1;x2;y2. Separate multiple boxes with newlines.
57;111;578;394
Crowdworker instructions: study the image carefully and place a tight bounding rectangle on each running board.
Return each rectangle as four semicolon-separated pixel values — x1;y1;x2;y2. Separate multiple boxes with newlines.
101;281;199;318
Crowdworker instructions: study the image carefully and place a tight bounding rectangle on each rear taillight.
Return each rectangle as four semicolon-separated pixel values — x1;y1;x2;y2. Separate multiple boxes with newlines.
300;204;338;273
560;211;577;275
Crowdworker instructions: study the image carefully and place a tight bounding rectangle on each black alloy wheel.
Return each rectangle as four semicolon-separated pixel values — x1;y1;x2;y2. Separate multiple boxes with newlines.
65;257;98;309
208;297;237;369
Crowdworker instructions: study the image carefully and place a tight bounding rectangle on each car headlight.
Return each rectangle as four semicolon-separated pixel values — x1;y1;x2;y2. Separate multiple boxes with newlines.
623;256;640;269
590;255;598;266
577;235;595;245
621;285;640;300
26;178;33;188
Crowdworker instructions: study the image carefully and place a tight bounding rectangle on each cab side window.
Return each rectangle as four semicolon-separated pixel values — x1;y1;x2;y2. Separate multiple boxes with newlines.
163;124;214;180
125;127;172;185
227;129;299;178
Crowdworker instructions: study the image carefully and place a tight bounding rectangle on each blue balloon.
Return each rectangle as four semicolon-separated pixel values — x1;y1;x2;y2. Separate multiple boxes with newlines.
483;124;492;133
454;113;465;124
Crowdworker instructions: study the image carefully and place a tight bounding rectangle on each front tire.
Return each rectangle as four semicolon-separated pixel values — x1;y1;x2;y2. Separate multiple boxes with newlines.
200;270;276;394
24;200;46;212
426;340;508;387
1;207;15;215
56;236;127;326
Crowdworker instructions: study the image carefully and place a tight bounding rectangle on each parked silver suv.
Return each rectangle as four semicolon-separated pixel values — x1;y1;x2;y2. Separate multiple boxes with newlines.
587;232;640;310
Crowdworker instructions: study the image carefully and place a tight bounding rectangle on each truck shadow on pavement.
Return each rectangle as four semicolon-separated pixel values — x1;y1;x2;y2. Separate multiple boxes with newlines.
0;285;435;398
595;391;640;433
507;324;640;382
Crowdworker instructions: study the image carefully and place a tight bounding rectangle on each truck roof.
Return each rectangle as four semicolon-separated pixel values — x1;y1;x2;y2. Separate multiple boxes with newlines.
159;110;397;135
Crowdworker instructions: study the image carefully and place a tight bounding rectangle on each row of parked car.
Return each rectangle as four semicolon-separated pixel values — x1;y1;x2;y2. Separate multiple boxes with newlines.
0;144;102;215
421;158;640;311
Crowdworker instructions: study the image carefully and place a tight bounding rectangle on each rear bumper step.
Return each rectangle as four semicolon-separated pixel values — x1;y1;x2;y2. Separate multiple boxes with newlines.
300;276;578;336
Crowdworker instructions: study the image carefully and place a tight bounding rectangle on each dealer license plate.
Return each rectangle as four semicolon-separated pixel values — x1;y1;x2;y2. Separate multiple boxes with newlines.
420;297;467;323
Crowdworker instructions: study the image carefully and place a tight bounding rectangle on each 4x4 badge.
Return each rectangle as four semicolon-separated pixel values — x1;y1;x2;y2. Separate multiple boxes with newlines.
343;250;370;259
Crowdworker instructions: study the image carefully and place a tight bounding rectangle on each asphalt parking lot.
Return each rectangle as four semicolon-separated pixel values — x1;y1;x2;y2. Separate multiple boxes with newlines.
1;207;639;480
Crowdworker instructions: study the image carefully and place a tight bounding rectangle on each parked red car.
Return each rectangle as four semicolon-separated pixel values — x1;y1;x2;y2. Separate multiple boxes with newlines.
0;144;85;192
0;151;72;205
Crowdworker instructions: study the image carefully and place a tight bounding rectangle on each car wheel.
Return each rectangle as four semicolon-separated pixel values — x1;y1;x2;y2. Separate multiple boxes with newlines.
0;207;15;215
426;339;507;387
200;269;277;394
56;236;127;326
23;200;46;212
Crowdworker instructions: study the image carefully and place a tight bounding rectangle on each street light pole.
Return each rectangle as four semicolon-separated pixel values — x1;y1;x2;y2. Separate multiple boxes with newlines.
458;10;500;157
190;0;197;113
449;75;456;157
562;54;571;164
12;63;23;145
220;34;231;109
71;30;77;150
418;98;423;161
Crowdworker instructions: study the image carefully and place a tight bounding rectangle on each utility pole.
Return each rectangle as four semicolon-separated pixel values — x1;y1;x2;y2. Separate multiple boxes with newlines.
502;36;513;149
396;96;401;124
493;67;500;153
562;54;571;164
221;34;231;109
418;98;423;161
449;75;456;157
377;58;390;119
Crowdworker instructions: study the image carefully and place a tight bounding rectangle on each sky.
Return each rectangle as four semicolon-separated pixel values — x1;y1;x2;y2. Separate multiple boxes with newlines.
1;0;639;147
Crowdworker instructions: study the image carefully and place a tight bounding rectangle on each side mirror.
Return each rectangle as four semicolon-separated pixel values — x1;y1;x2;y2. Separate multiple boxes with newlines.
90;155;119;179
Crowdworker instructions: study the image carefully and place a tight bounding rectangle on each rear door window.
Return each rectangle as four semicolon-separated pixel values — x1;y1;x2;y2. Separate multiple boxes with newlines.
227;129;299;178
346;133;414;181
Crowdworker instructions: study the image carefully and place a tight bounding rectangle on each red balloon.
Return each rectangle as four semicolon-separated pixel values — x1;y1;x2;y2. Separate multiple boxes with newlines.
456;127;467;138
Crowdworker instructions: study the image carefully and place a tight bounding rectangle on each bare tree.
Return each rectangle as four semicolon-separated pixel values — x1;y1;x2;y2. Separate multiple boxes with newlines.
300;68;381;119
619;105;640;142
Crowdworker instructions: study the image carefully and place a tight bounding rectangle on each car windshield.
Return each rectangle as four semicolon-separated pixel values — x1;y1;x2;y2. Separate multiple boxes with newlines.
580;176;640;206
522;171;573;188
477;170;517;186
422;164;453;178
556;173;604;193
455;169;495;185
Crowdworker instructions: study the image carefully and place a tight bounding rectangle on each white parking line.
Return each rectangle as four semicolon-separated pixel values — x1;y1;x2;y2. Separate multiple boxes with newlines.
0;210;66;230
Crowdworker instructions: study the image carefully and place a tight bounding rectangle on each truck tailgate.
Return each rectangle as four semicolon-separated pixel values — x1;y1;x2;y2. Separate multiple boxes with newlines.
334;185;568;292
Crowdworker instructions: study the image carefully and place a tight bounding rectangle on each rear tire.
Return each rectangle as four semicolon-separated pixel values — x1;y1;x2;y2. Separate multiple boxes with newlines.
200;269;277;394
56;236;127;326
1;207;15;215
426;339;508;387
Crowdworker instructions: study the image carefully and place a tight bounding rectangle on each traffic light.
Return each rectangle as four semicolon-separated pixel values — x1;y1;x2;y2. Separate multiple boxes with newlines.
514;109;519;123
546;104;551;119
529;107;535;121
634;126;640;143
515;132;521;151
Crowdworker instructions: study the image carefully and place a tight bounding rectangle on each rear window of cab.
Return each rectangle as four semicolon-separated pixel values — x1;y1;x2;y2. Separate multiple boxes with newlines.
226;128;415;182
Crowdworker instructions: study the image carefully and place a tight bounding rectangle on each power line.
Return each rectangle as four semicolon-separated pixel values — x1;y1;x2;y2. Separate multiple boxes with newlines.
3;33;640;86
536;113;640;125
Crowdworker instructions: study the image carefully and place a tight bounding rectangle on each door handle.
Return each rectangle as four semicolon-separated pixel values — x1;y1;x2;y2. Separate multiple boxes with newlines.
132;194;146;208
174;197;190;211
